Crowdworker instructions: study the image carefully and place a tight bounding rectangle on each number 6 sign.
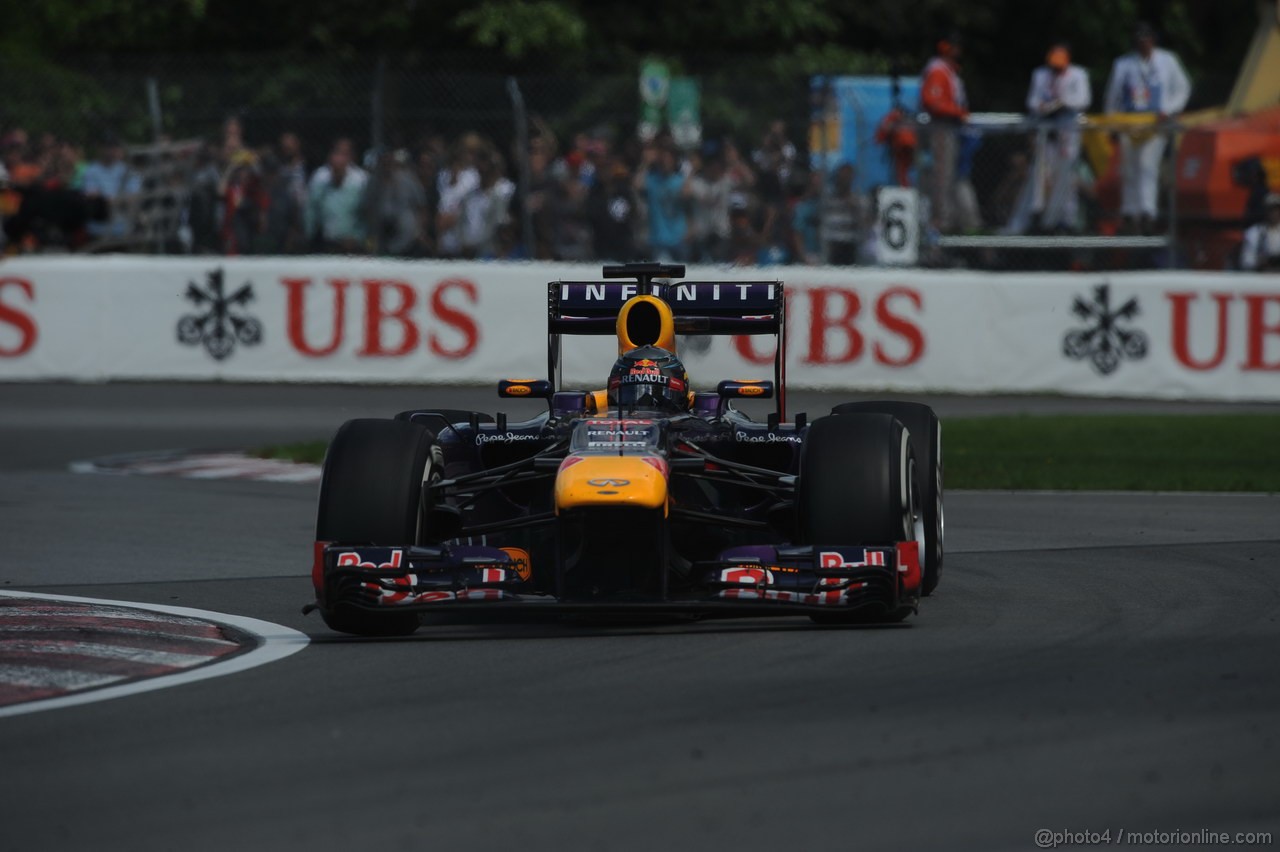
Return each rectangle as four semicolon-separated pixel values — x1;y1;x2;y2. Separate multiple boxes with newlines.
875;186;919;266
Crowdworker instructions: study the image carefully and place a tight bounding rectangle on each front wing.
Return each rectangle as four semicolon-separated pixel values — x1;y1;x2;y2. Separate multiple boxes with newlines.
311;542;922;619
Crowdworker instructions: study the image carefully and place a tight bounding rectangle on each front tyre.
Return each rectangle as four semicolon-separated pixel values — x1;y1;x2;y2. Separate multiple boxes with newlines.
799;414;919;624
315;418;438;636
832;401;943;595
799;413;914;546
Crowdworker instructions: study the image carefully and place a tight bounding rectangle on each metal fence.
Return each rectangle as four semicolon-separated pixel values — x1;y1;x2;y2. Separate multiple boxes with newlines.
909;116;1183;270
0;56;1195;270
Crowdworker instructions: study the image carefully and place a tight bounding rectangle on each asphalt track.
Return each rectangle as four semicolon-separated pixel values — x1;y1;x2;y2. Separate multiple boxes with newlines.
1;382;1278;851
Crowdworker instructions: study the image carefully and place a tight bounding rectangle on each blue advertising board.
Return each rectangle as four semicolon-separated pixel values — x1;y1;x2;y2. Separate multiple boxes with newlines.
809;75;922;192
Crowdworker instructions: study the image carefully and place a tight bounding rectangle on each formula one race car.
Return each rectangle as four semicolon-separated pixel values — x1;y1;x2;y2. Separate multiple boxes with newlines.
306;264;943;635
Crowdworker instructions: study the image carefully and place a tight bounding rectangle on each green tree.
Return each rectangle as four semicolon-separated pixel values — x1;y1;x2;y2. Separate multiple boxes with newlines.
0;0;1258;121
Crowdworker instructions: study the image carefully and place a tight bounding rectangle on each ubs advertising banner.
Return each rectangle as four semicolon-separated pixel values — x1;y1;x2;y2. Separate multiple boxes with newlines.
1;256;1278;400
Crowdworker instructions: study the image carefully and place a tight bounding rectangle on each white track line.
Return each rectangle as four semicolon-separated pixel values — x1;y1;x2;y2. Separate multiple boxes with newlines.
69;452;322;484
0;591;309;719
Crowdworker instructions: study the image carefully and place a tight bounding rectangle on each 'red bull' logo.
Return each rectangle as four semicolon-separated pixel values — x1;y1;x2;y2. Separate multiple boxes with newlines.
336;550;403;570
629;359;660;378
819;550;886;569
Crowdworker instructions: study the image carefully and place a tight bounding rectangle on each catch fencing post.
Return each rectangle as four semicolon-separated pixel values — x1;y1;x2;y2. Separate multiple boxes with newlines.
507;76;535;257
371;54;387;158
1166;124;1178;267
146;77;163;142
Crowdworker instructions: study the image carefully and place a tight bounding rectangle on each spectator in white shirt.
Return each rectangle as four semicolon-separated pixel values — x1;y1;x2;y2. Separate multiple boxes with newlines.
305;138;368;253
435;147;480;258
1241;193;1280;272
1027;43;1091;232
1104;22;1191;233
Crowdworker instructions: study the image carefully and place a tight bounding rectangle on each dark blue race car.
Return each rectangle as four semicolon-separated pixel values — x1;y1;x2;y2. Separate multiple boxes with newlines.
306;263;944;636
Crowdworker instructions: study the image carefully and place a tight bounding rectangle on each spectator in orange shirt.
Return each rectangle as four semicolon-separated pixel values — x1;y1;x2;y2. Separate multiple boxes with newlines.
875;77;918;188
920;32;969;232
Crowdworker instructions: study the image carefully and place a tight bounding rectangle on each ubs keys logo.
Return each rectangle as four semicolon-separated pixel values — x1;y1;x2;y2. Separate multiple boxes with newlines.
1063;283;1148;376
177;268;263;361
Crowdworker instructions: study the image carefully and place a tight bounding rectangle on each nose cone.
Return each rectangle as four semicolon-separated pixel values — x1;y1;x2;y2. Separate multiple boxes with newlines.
555;456;669;513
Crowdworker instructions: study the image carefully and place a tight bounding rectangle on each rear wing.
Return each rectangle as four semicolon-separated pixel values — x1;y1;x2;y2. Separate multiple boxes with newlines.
546;264;787;418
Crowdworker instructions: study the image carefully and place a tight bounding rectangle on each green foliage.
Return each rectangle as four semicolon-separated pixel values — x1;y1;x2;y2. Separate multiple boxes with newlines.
0;55;151;142
455;1;589;60
0;0;1261;146
2;0;207;54
766;44;889;78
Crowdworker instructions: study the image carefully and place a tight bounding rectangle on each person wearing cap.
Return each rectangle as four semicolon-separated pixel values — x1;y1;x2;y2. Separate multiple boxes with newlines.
1104;22;1192;233
920;32;969;233
1240;193;1280;272
1026;43;1091;232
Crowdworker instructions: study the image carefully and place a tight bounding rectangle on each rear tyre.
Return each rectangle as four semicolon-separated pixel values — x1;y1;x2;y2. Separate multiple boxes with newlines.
315;418;438;636
799;414;917;625
832;401;943;595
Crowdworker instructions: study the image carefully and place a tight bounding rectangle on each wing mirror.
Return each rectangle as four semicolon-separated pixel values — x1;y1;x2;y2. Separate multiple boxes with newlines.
498;379;554;399
716;380;774;400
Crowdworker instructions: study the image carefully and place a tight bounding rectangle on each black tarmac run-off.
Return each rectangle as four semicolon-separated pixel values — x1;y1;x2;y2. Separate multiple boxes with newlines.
0;382;1276;851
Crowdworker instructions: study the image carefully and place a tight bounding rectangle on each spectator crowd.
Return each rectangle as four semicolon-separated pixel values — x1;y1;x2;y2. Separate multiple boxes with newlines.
3;20;1274;270
1;113;871;267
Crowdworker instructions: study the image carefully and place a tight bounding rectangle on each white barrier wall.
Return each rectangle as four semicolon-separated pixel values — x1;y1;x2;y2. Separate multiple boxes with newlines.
1;256;1278;400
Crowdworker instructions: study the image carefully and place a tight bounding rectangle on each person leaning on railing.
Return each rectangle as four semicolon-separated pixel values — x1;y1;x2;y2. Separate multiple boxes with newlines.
1103;21;1191;235
1026;43;1091;234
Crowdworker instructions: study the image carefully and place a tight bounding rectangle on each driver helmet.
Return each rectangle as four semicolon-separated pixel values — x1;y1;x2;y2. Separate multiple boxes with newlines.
607;345;691;412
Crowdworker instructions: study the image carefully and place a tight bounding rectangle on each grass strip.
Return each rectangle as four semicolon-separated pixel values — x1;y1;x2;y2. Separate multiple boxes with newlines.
944;413;1280;491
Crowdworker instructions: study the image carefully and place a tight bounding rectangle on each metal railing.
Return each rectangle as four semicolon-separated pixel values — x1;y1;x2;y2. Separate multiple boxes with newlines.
912;115;1182;266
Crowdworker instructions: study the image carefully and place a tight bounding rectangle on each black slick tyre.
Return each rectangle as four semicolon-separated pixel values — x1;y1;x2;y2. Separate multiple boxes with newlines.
832;400;943;595
315;418;437;636
799;413;917;624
